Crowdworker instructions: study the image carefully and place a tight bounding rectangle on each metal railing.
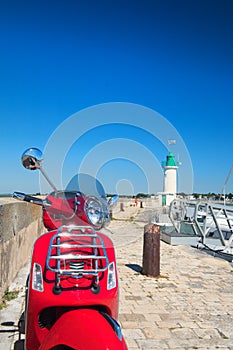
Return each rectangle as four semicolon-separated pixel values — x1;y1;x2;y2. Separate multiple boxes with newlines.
169;199;233;255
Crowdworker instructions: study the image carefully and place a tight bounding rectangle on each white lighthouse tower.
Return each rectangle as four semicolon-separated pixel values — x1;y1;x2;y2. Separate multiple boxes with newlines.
159;152;180;206
163;152;178;193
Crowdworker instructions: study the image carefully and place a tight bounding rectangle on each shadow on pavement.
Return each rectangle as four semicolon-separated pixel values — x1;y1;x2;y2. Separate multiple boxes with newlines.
14;339;25;350
0;312;25;350
125;263;142;272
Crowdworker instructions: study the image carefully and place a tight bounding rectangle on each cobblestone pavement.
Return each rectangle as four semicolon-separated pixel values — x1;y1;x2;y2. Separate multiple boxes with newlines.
1;204;233;350
108;207;233;350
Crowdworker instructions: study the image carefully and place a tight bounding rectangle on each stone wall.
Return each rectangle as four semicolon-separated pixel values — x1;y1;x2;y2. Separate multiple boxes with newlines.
0;200;44;299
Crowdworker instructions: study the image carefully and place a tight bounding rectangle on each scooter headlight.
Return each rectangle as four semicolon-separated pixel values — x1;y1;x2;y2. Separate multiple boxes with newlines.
32;263;44;292
85;197;110;229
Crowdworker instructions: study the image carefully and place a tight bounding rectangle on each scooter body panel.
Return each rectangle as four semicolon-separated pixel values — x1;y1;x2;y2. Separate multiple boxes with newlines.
38;309;128;350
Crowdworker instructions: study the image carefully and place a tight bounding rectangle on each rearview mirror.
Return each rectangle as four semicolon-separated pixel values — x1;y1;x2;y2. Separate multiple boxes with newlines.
21;148;43;170
108;195;119;207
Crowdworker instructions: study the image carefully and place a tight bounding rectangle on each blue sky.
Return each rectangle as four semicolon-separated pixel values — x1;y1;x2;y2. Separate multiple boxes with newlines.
0;0;233;195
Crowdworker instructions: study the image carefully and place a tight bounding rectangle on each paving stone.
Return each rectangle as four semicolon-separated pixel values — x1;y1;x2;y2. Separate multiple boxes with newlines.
142;326;171;340
123;328;146;340
136;339;169;349
114;212;233;349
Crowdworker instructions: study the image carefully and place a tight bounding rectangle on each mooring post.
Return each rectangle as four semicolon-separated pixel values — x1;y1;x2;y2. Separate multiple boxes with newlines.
142;223;160;277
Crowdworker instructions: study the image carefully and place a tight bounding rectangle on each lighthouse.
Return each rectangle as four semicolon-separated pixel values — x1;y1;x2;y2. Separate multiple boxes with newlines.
162;152;178;194
159;152;180;206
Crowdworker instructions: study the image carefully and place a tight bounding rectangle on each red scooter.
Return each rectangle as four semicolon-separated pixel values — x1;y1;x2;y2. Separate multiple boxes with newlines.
13;148;127;350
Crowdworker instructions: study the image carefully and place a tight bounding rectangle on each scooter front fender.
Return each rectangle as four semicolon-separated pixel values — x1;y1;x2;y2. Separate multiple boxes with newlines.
38;309;127;350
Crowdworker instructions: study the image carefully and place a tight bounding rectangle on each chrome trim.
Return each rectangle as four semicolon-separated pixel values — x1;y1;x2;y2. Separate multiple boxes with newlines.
101;313;123;341
13;192;44;206
46;225;109;279
13;192;26;201
84;197;111;229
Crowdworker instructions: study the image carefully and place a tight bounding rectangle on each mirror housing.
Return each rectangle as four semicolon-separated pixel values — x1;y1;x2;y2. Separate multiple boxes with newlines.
108;195;119;208
21;148;43;170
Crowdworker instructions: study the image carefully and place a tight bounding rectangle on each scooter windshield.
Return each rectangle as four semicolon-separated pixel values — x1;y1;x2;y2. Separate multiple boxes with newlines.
65;173;107;199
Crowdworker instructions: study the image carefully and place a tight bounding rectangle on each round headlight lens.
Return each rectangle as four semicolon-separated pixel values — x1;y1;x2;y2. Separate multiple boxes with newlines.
85;198;105;228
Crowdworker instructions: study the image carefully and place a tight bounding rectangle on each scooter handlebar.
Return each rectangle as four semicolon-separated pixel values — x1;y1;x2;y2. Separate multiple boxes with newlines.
13;191;44;206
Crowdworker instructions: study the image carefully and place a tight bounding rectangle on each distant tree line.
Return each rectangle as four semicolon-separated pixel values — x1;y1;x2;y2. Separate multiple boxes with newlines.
187;192;233;201
135;193;151;198
108;192;233;200
20;192;233;201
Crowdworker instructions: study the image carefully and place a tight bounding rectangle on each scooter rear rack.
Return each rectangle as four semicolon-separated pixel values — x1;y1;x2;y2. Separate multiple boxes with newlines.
46;226;109;282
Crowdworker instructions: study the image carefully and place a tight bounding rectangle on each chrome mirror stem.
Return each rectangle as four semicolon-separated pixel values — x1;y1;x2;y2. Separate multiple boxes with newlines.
39;165;57;192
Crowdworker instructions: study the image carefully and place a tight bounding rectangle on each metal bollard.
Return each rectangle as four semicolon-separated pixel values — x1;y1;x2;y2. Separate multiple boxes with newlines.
142;224;160;277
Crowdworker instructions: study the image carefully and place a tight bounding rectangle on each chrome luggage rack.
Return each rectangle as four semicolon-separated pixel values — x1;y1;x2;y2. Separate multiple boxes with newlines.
46;226;109;282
